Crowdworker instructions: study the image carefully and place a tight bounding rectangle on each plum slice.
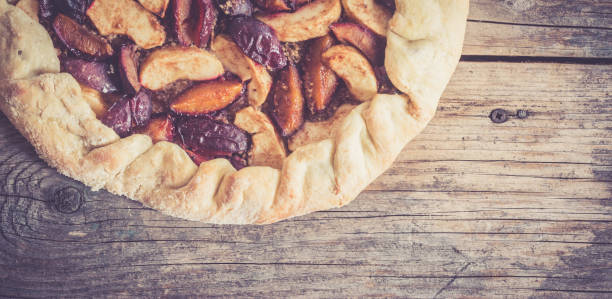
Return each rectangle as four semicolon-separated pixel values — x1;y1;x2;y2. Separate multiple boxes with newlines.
217;0;253;16
101;90;152;137
177;117;249;154
118;44;141;95
301;34;338;114
269;62;304;137
174;0;217;48
227;16;287;71
53;14;114;60
330;22;386;66
170;78;245;116
39;0;55;20
375;0;395;12
62;58;118;94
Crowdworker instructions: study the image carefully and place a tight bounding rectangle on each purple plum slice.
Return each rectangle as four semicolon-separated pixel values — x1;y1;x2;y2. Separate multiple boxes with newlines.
56;0;91;23
101;90;152;137
53;13;114;59
118;44;141;95
177;117;249;153
62;58;118;94
174;0;217;48
227;16;287;71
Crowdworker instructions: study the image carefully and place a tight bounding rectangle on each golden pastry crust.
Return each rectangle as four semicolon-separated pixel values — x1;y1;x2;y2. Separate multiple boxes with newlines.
0;0;469;224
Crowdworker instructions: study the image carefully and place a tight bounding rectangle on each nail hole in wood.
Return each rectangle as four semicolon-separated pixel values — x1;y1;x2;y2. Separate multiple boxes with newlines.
52;187;83;214
517;109;529;119
489;109;508;123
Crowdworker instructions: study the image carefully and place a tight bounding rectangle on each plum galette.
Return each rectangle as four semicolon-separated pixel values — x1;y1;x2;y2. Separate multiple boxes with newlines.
0;0;468;224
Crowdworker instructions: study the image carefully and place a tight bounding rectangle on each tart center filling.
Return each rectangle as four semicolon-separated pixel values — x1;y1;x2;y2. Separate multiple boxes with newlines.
31;0;397;169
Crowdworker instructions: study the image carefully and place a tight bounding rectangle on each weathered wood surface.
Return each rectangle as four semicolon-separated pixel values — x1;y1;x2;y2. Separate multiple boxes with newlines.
1;0;611;298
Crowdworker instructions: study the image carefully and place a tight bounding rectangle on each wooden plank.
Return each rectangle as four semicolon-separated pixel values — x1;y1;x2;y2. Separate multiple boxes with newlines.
465;0;612;58
0;61;610;297
469;0;612;28
463;21;612;58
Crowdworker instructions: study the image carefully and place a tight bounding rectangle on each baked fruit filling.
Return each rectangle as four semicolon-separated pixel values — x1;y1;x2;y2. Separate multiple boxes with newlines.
29;0;398;169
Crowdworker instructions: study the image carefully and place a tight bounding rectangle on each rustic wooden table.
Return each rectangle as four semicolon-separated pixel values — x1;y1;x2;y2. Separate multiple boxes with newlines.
1;1;611;297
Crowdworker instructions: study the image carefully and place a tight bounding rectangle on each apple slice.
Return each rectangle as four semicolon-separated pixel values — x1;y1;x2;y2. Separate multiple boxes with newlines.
211;35;273;107
270;63;304;137
87;0;166;49
138;0;170;17
211;35;253;81
170;78;244;115
256;0;341;42
301;34;338;114
322;45;377;101
341;0;391;36
53;13;114;60
234;107;286;169
330;22;386;66
140;46;224;91
138;114;174;143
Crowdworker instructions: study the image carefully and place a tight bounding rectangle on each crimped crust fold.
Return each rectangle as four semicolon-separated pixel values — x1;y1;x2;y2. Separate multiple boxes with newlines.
0;0;469;224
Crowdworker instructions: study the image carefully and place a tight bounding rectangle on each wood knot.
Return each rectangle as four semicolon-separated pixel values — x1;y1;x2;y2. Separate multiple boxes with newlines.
52;187;83;214
489;109;509;123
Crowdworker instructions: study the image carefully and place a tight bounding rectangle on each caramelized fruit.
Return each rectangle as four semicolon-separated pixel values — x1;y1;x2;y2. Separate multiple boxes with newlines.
270;63;304;136
139;114;174;143
330;22;386;65
53;13;114;59
301;34;338;114
170;78;244;115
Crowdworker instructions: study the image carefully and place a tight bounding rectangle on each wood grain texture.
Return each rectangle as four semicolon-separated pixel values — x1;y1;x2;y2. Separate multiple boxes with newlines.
464;0;612;58
1;61;610;297
1;0;612;297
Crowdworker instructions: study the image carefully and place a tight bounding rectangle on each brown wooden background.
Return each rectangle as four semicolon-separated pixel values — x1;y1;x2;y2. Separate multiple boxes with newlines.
1;0;611;297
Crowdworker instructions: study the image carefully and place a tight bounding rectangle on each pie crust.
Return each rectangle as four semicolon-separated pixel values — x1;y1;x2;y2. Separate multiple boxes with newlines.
0;0;469;224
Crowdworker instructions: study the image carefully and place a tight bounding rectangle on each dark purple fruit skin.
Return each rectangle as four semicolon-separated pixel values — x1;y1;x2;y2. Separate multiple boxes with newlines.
56;0;91;24
62;58;119;94
217;0;253;16
101;90;152;137
130;91;153;128
118;44;141;95
375;0;394;11
227;16;287;71
197;0;217;48
174;0;217;48
102;97;132;137
39;0;56;20
177;117;249;153
53;14;114;60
